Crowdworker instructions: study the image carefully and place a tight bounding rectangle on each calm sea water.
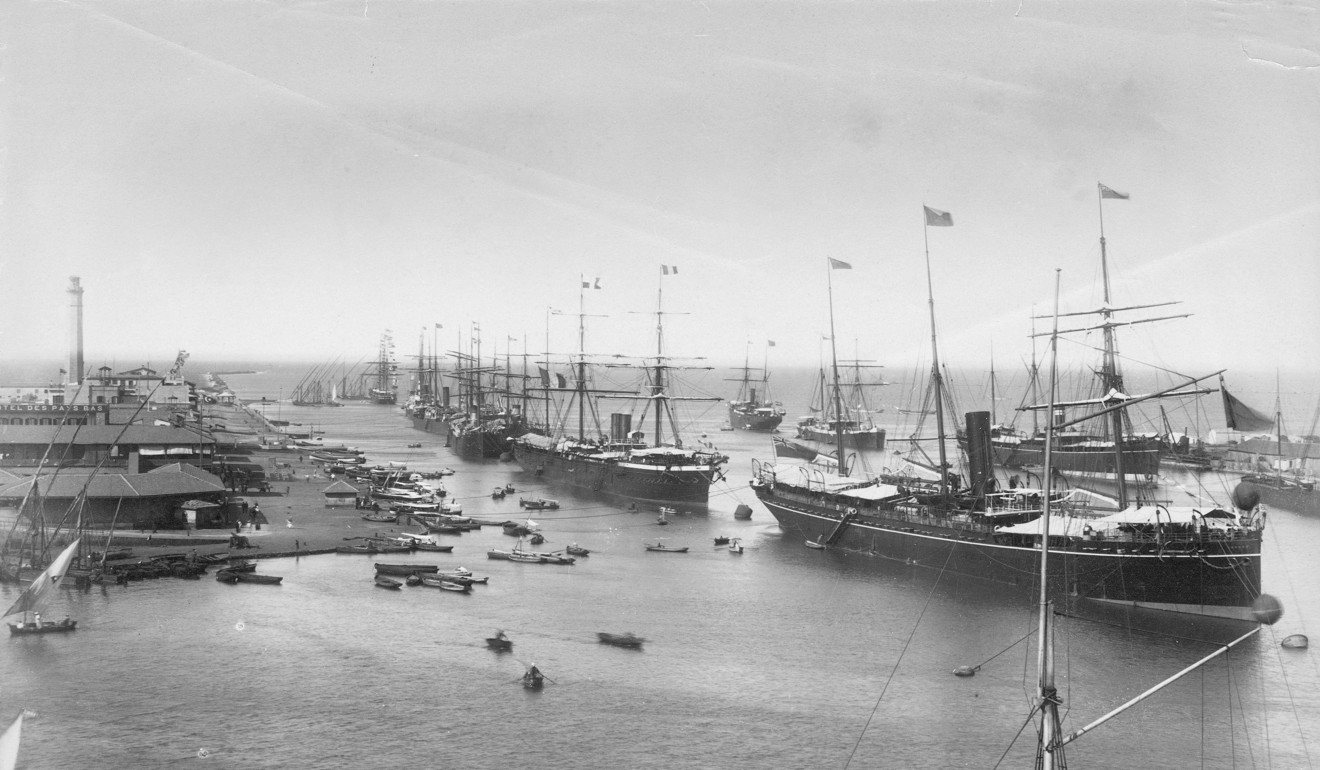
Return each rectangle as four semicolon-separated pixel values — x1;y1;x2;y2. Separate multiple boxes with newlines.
3;363;1318;769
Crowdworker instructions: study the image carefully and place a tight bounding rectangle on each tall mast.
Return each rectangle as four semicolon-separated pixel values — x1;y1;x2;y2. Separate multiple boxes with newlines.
1097;183;1129;507
826;259;847;475
922;206;951;497
577;278;588;440
1035;269;1066;770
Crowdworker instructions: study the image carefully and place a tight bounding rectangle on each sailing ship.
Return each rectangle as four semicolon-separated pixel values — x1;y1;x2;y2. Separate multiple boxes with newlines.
794;363;886;449
510;270;727;505
970;192;1202;479
4;538;80;635
1225;380;1320;516
367;332;398;404
441;331;530;460
752;201;1266;626
726;343;785;432
1026;279;1278;767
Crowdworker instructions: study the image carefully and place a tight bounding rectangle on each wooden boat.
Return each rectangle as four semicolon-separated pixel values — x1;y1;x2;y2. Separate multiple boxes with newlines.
565;543;590;556
223;560;257;573
644;542;688;553
406;442;422;448
804;539;826;550
412;542;455;552
656;512;669;525
597;632;645;648
374;563;440;575
508;552;546;563
518;497;559;510
5;539;81;635
713;536;730;546
733;504;754;520
486;549;512;560
216;570;283;585
440;572;487;584
374;576;403;589
405;574;423;586
522;664;545;689
417;574;472;592
728;538;744;554
486;631;512;652
529;533;545;545
502;522;533;537
361;512;398;523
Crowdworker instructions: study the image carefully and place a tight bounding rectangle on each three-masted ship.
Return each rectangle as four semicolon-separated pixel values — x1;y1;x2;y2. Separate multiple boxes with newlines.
510;270;726;504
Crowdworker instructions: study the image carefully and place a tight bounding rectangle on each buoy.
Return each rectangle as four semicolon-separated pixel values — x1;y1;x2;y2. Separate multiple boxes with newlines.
1231;482;1261;511
1281;634;1309;650
1252;593;1284;625
952;665;978;677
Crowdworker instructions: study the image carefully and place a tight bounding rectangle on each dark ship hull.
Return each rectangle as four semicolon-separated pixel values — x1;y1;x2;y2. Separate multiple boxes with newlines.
1241;474;1319;516
796;424;886;450
989;436;1162;477
512;440;720;505
752;476;1262;623
729;406;784;432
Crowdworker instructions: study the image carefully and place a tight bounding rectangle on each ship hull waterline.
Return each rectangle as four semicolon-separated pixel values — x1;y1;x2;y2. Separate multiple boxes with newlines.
513;443;718;505
754;488;1262;626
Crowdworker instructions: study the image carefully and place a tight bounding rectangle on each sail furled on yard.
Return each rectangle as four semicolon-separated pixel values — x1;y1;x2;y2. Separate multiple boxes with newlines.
2;539;80;621
1220;376;1274;432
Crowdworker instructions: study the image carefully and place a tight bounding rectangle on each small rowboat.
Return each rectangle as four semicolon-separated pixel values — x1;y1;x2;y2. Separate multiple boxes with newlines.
644;543;688;553
565;543;590;556
486;631;512;652
216;570;283;585
374;576;403;589
597;632;645;648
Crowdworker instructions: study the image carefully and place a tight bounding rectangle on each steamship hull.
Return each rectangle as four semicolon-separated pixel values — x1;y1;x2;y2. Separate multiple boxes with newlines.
989;437;1162;477
512;442;718;505
728;405;784;432
753;481;1262;622
796;425;886;450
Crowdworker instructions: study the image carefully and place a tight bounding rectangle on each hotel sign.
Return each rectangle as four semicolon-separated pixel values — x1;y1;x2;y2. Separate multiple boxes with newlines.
0;404;108;413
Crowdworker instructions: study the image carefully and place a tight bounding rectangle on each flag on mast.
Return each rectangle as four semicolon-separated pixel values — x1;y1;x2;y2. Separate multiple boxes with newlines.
923;206;953;226
581;277;601;289
828;258;852;270
1099;183;1129;200
767;340;776;347
661;265;679;275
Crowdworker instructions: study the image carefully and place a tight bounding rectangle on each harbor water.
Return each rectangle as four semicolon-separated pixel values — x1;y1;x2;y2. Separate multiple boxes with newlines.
3;364;1318;769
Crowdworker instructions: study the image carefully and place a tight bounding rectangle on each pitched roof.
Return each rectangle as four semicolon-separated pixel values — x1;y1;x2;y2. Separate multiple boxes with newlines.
323;480;359;494
0;464;225;500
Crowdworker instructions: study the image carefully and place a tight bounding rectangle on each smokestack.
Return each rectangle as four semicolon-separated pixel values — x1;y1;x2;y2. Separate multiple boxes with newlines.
67;276;84;386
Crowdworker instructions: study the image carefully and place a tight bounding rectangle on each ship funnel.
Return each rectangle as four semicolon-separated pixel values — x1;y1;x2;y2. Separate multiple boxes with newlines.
610;413;632;441
963;411;993;496
67;276;85;386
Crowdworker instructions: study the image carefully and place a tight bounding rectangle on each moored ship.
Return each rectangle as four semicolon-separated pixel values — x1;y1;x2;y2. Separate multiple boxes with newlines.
755;198;1264;626
510;269;726;504
726;344;785;432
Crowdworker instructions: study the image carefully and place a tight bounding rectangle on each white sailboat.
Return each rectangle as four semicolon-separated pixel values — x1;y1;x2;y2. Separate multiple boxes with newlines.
3;538;80;635
0;711;24;770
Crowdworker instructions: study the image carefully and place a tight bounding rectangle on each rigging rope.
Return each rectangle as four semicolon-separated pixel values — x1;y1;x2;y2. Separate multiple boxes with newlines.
842;540;962;770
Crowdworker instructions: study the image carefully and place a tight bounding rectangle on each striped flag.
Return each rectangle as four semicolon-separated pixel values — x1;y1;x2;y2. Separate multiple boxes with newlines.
1099;183;1129;200
581;277;601;289
923;206;953;226
828;258;852;270
661;265;679;275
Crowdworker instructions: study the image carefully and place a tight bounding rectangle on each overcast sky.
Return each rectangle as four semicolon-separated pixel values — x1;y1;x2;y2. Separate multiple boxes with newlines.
2;1;1316;383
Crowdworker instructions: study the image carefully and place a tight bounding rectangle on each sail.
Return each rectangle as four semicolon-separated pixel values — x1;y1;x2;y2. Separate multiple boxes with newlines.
0;712;21;770
2;539;80;621
1220;378;1274;432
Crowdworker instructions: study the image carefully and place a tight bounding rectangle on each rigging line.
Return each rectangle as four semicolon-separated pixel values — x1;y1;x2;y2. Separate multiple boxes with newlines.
966;627;1039;673
992;704;1046;770
1266;625;1316;770
841;541;962;770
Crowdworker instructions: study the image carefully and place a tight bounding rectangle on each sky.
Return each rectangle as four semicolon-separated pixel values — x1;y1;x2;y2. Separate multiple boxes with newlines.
1;1;1317;384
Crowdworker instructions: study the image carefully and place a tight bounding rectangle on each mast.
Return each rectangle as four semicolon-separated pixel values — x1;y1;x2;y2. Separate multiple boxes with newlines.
1035;269;1066;770
1096;183;1130;506
922;206;953;496
826;259;848;475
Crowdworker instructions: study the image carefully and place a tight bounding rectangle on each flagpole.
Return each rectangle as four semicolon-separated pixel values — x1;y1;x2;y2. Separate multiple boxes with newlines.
922;208;949;497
